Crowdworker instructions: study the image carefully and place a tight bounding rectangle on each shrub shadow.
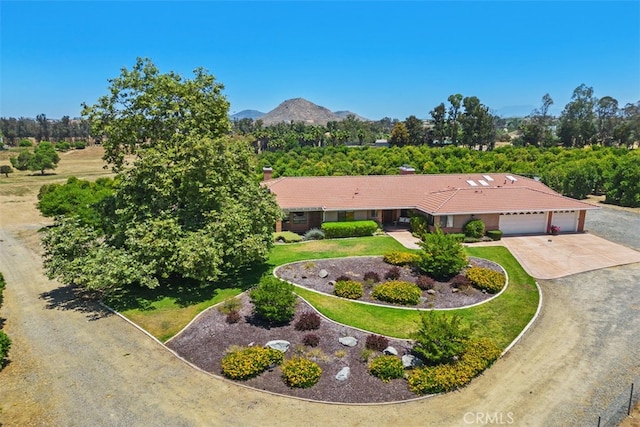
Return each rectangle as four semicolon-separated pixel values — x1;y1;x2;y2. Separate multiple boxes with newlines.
39;284;112;321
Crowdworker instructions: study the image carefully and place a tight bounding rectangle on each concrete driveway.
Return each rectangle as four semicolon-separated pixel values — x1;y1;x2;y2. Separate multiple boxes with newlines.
502;233;640;279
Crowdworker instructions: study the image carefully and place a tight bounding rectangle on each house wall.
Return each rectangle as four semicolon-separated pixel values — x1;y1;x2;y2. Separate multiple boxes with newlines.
428;213;500;234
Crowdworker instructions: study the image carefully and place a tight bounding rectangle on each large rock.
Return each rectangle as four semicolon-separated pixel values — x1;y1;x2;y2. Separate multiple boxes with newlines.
265;340;290;353
426;289;437;295
318;269;329;278
339;336;358;347
402;354;424;369
383;346;398;356
335;367;350;381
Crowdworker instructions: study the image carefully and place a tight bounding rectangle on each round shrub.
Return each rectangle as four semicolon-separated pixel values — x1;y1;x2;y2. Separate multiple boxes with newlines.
221;346;284;380
303;228;325;240
450;274;471;288
225;310;241;324
415;275;435;290
373;281;422;305
465;267;506;293
486;230;503;241
368;355;405;382
19;139;33;147
363;271;380;283
295;312;321;331
365;334;389;352
281;357;322;388
383;251;420;266
250;276;297;323
334;280;363;300
384;266;401;280
463;219;485;239
302;333;320;347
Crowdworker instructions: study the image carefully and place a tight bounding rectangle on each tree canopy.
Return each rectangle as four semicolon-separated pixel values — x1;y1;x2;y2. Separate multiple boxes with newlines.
42;59;281;294
10;141;60;175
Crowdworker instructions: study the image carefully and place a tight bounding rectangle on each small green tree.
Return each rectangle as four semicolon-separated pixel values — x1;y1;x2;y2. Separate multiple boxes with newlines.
463;219;485;239
0;165;12;178
411;311;470;365
10;141;60;175
250;276;297;324
416;227;467;280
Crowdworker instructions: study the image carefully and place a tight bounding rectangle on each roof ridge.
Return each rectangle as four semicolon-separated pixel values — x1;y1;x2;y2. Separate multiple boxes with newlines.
420;188;459;212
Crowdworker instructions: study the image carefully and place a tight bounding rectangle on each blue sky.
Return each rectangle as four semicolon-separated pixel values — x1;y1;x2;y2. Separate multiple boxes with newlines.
1;1;639;120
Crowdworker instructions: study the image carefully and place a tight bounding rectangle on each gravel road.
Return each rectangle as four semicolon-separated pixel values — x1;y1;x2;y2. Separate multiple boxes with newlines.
0;204;638;426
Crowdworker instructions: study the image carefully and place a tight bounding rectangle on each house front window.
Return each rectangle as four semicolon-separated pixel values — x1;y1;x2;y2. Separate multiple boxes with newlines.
337;211;355;222
439;215;453;228
292;212;307;224
369;210;378;218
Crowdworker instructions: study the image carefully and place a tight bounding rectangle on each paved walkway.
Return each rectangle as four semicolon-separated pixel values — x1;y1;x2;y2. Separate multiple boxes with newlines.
385;230;421;249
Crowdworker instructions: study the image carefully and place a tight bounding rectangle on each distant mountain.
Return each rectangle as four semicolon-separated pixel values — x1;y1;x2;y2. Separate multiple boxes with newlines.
334;110;369;121
230;110;265;120
258;98;341;126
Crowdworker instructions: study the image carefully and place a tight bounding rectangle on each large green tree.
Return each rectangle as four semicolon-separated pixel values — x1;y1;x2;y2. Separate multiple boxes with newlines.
42;59;281;294
10;141;60;175
558;84;597;148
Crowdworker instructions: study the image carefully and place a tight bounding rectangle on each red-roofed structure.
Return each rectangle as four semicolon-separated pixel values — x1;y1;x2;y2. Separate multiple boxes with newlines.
263;171;598;235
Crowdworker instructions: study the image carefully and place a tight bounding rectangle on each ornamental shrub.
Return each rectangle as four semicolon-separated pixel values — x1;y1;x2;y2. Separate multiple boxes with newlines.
383;251;420;266
225;310;241;324
463;219;485;239
302;333;320;347
365;334;389;352
294;312;321;331
465;267;506;293
281;357;322;388
250;276;297;323
218;297;242;314
321;220;378;238
363;271;380;283
407;338;501;395
335;274;352;282
415;275;435;290
334;280;363;300
273;231;303;243
221;346;284;380
450;274;471;288
18;139;33;147
303;228;325;240
384;266;401;280
486;230;503;241
368;355;405;382
416;228;468;280
410;215;428;237
372;281;422;305
0;331;10;367
411;310;470;365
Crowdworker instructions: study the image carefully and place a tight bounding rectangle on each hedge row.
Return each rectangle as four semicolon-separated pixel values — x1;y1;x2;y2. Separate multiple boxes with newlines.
321;220;378;238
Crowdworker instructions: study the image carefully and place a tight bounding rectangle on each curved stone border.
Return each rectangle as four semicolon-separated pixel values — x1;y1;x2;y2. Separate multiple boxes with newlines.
273;256;509;311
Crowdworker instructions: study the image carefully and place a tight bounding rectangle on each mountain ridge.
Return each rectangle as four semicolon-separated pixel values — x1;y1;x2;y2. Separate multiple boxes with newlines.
231;98;369;125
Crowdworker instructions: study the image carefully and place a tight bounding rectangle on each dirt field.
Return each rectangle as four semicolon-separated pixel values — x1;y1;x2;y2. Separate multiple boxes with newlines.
1;147;639;426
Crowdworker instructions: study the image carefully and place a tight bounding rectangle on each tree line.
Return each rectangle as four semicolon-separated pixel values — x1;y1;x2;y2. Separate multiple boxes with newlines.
257;144;640;208
0;115;91;145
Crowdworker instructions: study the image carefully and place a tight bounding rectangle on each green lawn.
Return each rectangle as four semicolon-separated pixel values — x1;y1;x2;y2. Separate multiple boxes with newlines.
119;236;539;350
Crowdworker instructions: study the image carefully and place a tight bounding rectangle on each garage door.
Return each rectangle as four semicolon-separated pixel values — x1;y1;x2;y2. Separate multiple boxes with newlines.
499;212;548;235
550;211;578;233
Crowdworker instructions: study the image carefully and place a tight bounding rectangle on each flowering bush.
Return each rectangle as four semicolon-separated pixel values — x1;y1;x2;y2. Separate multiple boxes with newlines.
373;281;422;305
334;280;363;299
221;346;284;380
465;267;506;293
368;355;405;382
281;357;322;388
550;225;561;234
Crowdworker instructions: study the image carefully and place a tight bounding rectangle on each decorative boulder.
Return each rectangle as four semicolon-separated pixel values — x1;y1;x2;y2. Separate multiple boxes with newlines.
265;340;290;353
318;269;329;278
426;289;437;295
339;336;358;347
402;354;424;369
335;367;350;381
327;280;336;286
452;288;459;293
383;346;398;356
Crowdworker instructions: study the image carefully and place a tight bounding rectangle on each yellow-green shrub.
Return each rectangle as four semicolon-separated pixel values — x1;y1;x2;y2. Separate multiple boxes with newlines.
334;280;363;299
368;355;405;382
281;357;322;388
465;267;506;293
221;346;284;380
383;251;420;266
407;338;501;395
372;280;422;305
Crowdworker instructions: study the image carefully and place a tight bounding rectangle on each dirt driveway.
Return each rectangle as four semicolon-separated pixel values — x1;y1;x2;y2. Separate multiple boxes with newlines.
1;197;639;426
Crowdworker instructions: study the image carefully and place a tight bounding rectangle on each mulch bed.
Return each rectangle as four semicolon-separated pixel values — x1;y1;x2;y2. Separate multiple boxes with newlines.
166;256;504;403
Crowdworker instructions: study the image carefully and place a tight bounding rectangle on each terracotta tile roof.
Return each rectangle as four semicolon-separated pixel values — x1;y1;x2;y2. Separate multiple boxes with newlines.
263;173;598;214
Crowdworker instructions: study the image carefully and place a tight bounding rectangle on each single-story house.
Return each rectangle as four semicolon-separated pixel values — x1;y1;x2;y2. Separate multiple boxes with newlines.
262;167;599;236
